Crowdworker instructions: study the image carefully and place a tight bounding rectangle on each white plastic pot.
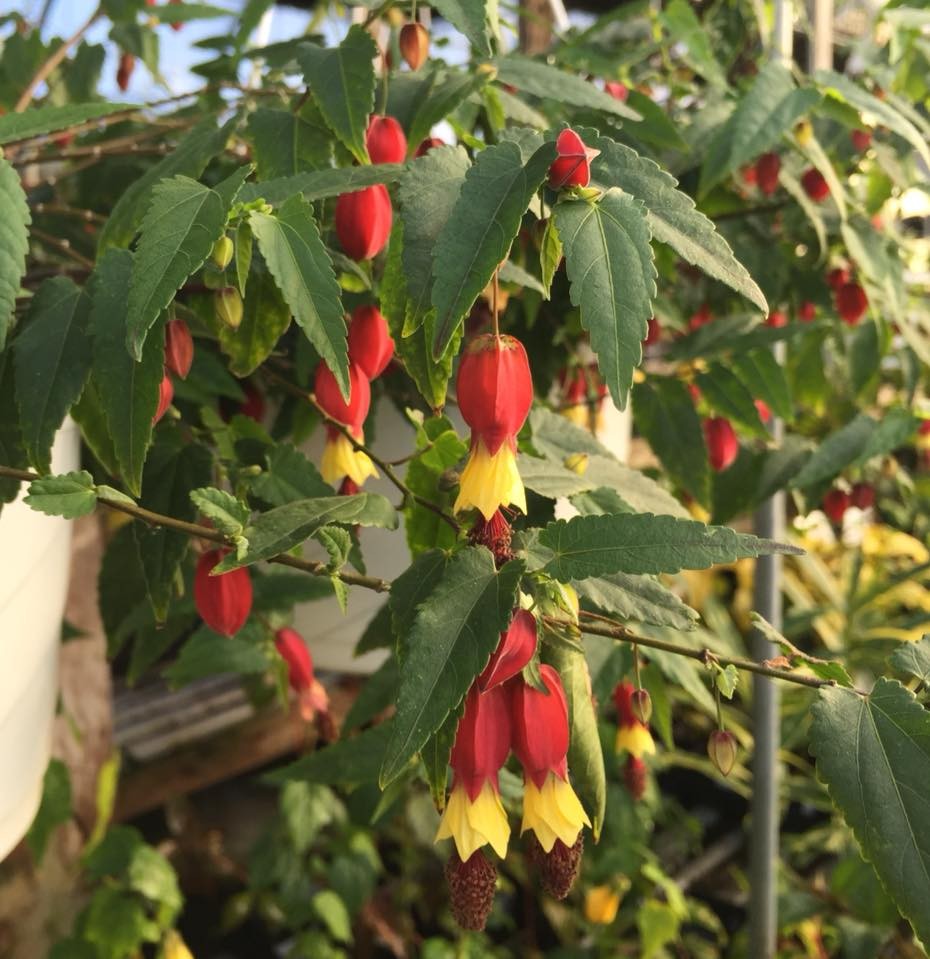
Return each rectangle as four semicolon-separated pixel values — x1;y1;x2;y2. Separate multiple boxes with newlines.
0;420;80;861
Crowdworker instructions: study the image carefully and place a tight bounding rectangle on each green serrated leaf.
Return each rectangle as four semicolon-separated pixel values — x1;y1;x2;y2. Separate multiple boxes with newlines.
811;679;930;946
696;363;767;437
890;635;930;685
251;443;331;507
433;0;492;57
576;573;699;631
431;140;555;357
217;494;397;570
554;190;656;410
591;136;765;313
246;105;332;180
25;470;97;518
389;548;452;650
297;26;377;164
540;512;800;581
91;249;163;496
237;162;406;206
14;277;92;473
381;549;523;785
0;156;30;351
249;195;348;397
0;102;128;144
165;625;269;687
732;348;792;422
190;487;250;537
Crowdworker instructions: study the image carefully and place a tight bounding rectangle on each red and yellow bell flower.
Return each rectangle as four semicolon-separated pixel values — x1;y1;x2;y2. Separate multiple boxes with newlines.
511;665;590;853
274;627;329;722
478;608;537;692
613;680;656;759
435;683;512;860
454;334;534;521
314;362;378;487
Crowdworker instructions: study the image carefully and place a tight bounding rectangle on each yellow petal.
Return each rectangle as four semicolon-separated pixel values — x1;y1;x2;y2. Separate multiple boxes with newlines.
454;440;526;521
435;782;510;860
521;774;590;853
615;722;656;759
584;885;621;924
321;433;379;486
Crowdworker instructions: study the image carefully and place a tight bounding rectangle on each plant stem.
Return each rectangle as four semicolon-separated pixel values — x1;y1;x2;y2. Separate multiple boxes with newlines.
28;227;96;269
0;465;391;593
262;367;461;533
492;268;500;338
14;5;102;112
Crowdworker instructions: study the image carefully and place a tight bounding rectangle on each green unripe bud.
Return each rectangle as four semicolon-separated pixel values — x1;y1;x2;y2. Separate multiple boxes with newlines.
707;729;737;777
203;266;225;290
215;286;243;330
212;235;234;269
631;688;652;725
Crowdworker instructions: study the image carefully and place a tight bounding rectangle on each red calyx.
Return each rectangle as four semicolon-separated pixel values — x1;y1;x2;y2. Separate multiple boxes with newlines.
116;52;135;92
456;334;533;455
511;665;570;788
766;310;787;328
826;266;849;291
315;362;371;435
850;128;872;152
548;129;598;190
822;488;851;525
612;680;638;726
467;509;514;567
604;81;628;102
335;184;393;261
153;372;173;424
479;609;538;692
450;684;512;801
755;399;772;424
798;300;816;322
194;549;253;637
755;152;781;196
366;114;407;164
850;482;875;510
704;417;739;472
643;316;662;346
165;319;193;379
348;304;394;379
399;22;429;71
801;168;830;202
835;281;868;326
688;304;712;331
415;136;446;157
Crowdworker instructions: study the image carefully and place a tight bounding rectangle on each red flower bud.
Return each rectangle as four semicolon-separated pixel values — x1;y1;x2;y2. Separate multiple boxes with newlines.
457;334;533;456
826;266;849;291
849;482;874;510
822;488;850;524
766;310;787;328
623;754;647;800
366;115;407;164
801;168;830;202
604;80;628;102
275;627;329;721
116;52;135;92
798;300;816;322
335;184;393;261
479;609;537;692
755;152;781;195
194;549;253;637
688;304;712;330
415;136;446;157
451;683;512;800
850;128;872;152
315;362;371;435
754;399;772;424
347;304;394;379
707;729;737;777
165;319;193;379
399;22;429;71
643;316;662;346
153;372;173;424
704;417;739;472
835;281;868;326
445;851;497;931
511;665;569;788
548;129;598;190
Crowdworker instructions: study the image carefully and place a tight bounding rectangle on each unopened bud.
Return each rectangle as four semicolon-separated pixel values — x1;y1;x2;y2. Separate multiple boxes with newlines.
445;850;497;931
564;452;588;475
794;119;813;146
212;235;234;269
215;287;243;329
399;22;429;70
707;729;738;777
438;468;460;492
631;688;652;725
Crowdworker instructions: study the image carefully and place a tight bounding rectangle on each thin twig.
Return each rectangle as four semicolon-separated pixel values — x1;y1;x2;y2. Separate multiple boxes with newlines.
263;368;461;533
14;5;102;112
32;202;106;224
28;227;95;269
0;465;391;593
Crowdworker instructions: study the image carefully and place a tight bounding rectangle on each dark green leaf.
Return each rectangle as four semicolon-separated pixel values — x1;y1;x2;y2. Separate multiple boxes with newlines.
246;105;332;180
14;277;92;473
790;413;876;491
91;249;164;495
25;470;97;518
811;679;930;945
26;759;71;863
539;512;800;581
251;443;331;507
0;102;128;144
732;348;793;422
189;487;250;537
404;430;466;553
696;363;767;437
433;0;492;57
389;548;452;647
554;190;656;409
576;573;699;630
219;265;291;377
0;352;27;505
165;625;269;687
264;722;393;786
250;195;348;397
344;655;399;732
431;140;555;357
381;549;523;785
890;635;930;685
659;0;726;86
238;162;406;206
297;26;377;164
0;156;30;351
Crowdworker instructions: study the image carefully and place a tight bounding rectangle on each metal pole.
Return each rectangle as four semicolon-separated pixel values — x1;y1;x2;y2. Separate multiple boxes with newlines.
748;1;793;954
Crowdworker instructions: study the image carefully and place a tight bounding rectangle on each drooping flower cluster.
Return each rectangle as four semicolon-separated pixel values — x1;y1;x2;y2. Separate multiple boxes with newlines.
314;304;394;494
275;626;330;724
193;548;253;637
436;610;591;928
153;318;194;426
614;680;656;801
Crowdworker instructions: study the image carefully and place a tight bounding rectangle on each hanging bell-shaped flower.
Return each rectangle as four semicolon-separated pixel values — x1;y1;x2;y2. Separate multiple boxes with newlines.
165;319;193;379
366;114;408;164
193;548;253;637
347;304;394;380
335;185;393;261
314;362;378;487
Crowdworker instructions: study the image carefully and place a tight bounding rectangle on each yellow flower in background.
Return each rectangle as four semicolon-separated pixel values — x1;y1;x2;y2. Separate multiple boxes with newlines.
861;525;929;563
163;931;194;959
584;884;622;924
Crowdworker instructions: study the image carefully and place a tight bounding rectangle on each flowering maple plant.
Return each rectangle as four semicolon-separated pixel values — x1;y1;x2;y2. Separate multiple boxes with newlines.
1;0;930;955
